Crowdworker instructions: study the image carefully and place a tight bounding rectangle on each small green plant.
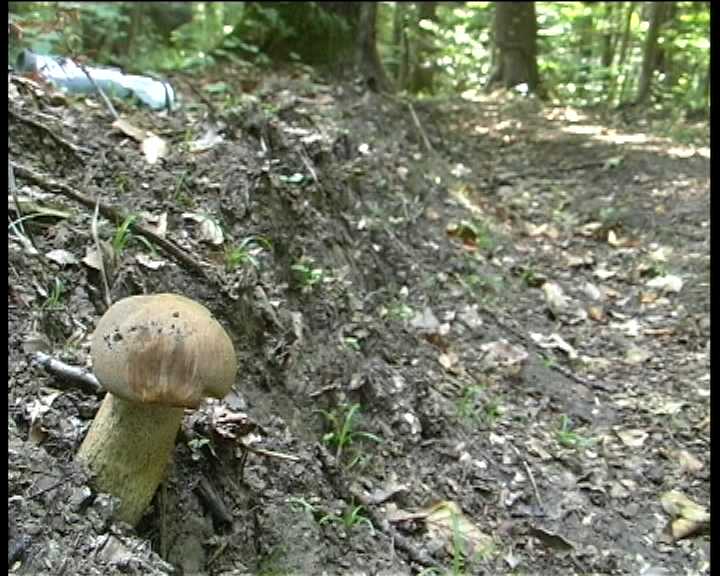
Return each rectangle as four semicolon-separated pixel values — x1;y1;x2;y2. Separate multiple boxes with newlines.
454;272;503;302
318;403;382;464
556;415;594;449
256;545;287;576
343;336;361;351
291;257;325;290
172;169;192;204
319;504;375;534
111;215;154;257
457;384;502;426
42;277;65;310
287;496;317;516
225;236;271;271
386;300;414;320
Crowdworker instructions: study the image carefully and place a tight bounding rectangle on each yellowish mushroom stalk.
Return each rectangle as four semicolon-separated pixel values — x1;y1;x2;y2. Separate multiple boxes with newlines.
77;395;184;525
77;294;236;526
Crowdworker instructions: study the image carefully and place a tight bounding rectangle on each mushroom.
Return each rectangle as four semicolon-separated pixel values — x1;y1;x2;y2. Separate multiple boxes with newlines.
77;293;236;526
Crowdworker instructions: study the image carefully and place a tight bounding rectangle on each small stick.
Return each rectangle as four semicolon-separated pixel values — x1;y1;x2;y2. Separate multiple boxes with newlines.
8;157;38;252
195;476;234;526
32;352;103;396
12;162;214;282
299;148;319;185
7;108;91;158
510;443;544;511
77;62;119;120
243;445;300;462
407;102;433;153
91;196;112;309
26;471;80;501
316;444;441;571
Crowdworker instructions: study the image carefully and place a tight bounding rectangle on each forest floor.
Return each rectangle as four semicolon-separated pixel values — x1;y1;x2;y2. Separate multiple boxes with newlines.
8;64;710;576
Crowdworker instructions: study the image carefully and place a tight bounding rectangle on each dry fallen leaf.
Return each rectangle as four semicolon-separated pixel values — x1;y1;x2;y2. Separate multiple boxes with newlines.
45;249;78;266
542;281;569;315
182;213;224;245
422;501;495;558
625;346;651;365
646;274;683;294
616;428;648;448
438;351;460;371
660;490;710;541
141;134;168;164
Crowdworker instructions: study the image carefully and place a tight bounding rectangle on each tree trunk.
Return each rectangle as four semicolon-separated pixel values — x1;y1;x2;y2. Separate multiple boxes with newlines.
617;2;634;69
390;2;406;83
357;2;393;92
410;2;438;93
487;2;540;93
601;2;615;68
636;2;668;103
615;2;636;104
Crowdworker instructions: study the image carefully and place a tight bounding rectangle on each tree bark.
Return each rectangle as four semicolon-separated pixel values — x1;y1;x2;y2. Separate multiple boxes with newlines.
410;2;438;93
357;2;393;92
616;2;636;104
636;2;668;103
487;2;540;93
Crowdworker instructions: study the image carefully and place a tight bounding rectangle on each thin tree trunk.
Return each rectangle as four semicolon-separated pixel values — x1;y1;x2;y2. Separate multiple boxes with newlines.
636;2;667;103
616;2;636;104
601;2;615;68
410;1;438;93
357;2;393;92
617;2;635;69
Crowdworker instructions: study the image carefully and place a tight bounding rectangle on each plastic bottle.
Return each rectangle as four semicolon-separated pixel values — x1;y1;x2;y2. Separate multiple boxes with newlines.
14;50;175;111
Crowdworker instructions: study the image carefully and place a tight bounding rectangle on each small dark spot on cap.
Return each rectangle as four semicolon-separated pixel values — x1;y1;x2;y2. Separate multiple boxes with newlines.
172;311;180;318
112;332;123;342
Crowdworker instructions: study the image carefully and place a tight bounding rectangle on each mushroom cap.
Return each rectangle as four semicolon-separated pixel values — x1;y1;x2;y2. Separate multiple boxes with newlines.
91;293;236;408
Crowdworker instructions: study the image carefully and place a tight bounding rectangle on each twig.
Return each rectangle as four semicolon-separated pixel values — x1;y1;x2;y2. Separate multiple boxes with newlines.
11;162;215;283
77;62;119;120
298;148;319;185
32;351;103;396
7;108;91;159
243;445;300;462
91;196;112;309
26;471;80;501
8;156;38;253
316;444;441;571
510;443;544;512
407;102;434;154
195;476;234;526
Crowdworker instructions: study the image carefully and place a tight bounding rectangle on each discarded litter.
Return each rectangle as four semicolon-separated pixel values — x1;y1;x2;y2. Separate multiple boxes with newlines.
14;50;175;111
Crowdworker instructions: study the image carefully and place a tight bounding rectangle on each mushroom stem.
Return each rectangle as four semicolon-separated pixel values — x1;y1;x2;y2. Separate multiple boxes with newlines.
77;393;184;526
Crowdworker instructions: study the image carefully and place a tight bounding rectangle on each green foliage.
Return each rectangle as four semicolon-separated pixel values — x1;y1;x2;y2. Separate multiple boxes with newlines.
42;277;65;310
224;236;271;271
318;403;382;465
319;504;375;534
111;214;153;257
10;1;709;117
291;257;325;291
555;415;594;449
288;497;374;535
456;383;502;426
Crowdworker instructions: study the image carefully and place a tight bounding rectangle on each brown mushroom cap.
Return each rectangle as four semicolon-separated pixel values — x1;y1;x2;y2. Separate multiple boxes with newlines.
91;293;236;408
